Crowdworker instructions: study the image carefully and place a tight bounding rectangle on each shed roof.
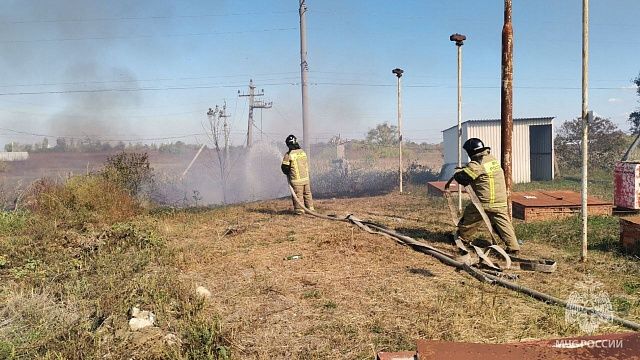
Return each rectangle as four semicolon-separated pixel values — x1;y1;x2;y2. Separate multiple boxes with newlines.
442;117;554;132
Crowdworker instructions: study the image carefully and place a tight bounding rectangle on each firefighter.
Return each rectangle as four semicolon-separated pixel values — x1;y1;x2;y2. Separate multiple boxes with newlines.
453;138;521;254
281;134;314;214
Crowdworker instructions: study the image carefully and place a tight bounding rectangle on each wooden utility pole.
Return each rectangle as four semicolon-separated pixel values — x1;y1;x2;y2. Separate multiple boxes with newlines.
581;0;590;262
501;0;514;216
238;79;272;148
299;0;311;156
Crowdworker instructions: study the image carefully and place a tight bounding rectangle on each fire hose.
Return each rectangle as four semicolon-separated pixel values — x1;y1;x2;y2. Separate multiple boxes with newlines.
287;183;640;331
442;177;557;273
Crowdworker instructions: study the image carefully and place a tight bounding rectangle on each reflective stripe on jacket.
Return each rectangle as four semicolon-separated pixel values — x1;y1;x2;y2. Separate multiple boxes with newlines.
455;150;507;208
282;149;310;185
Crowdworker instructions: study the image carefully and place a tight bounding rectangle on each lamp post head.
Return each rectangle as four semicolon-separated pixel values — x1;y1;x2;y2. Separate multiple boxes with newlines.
392;68;404;78
450;33;466;46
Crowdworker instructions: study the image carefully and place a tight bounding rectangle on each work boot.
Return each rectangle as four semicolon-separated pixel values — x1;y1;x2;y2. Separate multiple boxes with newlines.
506;248;520;256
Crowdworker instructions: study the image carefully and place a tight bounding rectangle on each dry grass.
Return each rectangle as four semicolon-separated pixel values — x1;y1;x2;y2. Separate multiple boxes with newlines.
2;169;638;359
0;175;230;359
158;190;640;359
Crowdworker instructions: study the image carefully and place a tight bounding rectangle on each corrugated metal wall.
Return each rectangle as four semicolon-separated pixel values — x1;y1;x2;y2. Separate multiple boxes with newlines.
443;126;459;164
441;118;554;184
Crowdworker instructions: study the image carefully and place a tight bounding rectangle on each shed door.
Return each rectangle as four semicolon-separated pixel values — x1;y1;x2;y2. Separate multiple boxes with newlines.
529;124;553;181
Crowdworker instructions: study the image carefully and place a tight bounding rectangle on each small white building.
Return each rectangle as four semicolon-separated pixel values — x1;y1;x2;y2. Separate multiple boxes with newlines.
0;152;29;161
440;117;554;183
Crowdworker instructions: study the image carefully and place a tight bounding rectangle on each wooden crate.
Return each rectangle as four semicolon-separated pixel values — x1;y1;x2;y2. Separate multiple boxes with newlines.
513;203;612;222
426;181;466;197
620;217;640;255
512;190;612;222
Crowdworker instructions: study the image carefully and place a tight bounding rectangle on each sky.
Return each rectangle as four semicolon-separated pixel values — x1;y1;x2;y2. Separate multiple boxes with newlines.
0;0;639;147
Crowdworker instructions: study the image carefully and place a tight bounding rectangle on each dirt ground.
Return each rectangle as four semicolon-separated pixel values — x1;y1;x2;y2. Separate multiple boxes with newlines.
158;190;640;359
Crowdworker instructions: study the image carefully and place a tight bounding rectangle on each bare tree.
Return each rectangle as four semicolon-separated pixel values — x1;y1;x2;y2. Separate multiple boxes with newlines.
205;103;232;203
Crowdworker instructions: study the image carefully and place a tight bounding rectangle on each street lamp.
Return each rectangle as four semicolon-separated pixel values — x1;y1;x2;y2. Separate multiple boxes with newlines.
392;67;404;194
450;33;466;211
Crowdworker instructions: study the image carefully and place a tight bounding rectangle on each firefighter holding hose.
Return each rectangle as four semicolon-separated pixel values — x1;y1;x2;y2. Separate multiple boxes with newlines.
453;138;521;254
281;134;314;214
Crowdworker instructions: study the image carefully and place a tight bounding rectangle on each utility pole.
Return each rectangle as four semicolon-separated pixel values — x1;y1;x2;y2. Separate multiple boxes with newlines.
238;79;272;148
220;101;231;166
299;0;311;156
581;0;590;262
450;33;466;212
392;68;404;194
501;0;514;216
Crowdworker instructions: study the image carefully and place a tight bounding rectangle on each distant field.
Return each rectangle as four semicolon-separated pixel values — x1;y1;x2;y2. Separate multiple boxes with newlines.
0;143;444;206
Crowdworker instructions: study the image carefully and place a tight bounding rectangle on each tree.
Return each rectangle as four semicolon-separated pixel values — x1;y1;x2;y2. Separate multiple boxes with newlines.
366;123;398;146
629;73;640;133
54;137;68;152
102;152;154;197
205;104;232;204
555;116;628;171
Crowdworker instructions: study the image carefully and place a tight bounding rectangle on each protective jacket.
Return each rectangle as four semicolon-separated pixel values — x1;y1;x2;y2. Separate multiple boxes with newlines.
281;148;310;186
453;149;507;209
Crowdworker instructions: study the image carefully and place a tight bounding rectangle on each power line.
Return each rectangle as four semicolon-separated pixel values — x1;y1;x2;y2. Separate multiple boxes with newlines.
0;82;294;96
0;81;633;96
0;108;203;119
0;27;297;44
0;72;299;88
0;127;210;142
2;10;297;25
0;71;629;89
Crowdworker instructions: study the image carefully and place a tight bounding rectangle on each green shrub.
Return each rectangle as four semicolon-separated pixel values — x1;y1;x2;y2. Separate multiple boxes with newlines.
171;318;230;360
313;169;397;198
21;176;139;228
0;211;28;235
102;152;154;197
405;162;439;185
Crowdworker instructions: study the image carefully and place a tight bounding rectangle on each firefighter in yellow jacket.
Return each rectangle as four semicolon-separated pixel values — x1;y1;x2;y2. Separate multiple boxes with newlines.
453;138;521;254
281;134;314;214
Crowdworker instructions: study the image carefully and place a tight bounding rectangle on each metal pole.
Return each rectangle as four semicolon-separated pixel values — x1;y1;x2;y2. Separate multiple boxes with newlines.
393;68;404;194
457;44;463;211
181;143;206;179
581;0;590;262
299;0;311;156
501;0;514;216
398;75;403;193
450;33;466;212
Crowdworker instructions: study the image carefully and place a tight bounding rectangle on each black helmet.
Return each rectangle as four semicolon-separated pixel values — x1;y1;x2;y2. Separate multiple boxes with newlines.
285;134;298;148
463;138;490;157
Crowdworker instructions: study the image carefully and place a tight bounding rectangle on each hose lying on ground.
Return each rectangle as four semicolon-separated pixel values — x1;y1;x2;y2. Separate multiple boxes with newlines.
287;184;640;332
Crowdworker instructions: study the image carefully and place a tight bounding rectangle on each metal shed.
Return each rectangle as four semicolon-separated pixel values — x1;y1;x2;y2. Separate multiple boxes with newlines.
440;117;554;183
